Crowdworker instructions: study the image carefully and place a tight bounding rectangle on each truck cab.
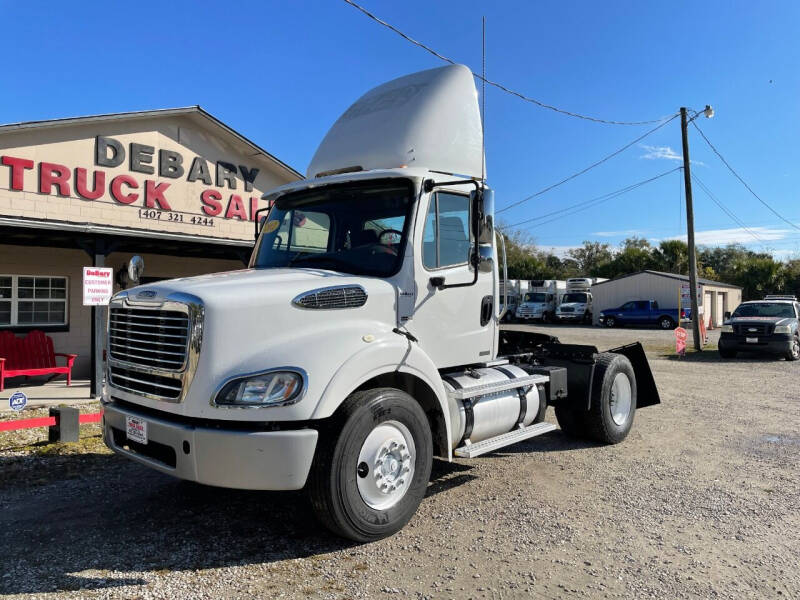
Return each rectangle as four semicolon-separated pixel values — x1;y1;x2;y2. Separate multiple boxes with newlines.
102;64;660;542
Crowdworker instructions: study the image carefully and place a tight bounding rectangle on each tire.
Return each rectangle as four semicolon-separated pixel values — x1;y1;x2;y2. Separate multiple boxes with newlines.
308;387;433;542
718;346;737;359
659;316;675;330
542;312;552;324
583;312;592;325
604;316;616;328
532;384;548;424
785;336;800;361
555;404;587;438
583;353;637;444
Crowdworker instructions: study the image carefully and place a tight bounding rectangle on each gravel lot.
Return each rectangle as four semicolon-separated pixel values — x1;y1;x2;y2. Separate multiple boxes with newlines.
1;324;798;599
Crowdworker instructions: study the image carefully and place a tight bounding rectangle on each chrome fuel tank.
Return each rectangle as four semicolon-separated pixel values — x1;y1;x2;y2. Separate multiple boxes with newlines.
443;364;544;446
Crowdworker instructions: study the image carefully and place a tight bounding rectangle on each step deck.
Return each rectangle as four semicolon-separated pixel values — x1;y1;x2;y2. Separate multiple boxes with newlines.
454;422;558;458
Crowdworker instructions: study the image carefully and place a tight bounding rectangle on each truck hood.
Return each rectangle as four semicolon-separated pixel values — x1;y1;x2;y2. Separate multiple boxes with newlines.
110;267;400;421
124;267;389;308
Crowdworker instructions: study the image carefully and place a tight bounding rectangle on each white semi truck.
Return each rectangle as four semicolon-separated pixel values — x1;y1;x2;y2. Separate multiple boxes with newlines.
101;65;660;542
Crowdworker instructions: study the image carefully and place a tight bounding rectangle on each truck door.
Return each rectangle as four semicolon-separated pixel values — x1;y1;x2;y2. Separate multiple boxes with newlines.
412;190;495;368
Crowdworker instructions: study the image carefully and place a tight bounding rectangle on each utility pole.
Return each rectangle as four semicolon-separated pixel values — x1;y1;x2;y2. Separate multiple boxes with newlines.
680;107;702;351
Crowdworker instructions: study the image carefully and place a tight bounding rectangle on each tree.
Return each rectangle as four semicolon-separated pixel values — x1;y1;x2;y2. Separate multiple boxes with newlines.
567;241;613;275
653;239;689;274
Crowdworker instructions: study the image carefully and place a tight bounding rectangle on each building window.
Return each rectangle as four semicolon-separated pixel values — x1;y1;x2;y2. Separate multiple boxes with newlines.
0;276;68;327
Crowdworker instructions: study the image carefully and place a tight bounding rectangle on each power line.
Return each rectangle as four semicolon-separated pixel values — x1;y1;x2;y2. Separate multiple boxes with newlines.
504;167;681;230
496;114;679;214
690;172;764;243
341;0;672;126
691;120;800;232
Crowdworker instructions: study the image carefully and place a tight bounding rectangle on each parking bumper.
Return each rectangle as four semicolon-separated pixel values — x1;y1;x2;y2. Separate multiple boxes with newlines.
718;333;793;355
103;402;318;490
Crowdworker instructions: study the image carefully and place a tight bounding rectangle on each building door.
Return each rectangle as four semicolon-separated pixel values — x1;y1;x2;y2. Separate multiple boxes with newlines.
716;293;725;326
703;292;713;327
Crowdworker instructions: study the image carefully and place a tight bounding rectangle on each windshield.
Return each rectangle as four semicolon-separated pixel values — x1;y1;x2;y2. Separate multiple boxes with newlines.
523;293;546;303
562;293;588;303
251;180;413;277
732;303;795;318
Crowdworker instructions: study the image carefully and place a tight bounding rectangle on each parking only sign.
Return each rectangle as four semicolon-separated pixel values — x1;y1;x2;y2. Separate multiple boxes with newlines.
83;267;114;306
680;282;702;305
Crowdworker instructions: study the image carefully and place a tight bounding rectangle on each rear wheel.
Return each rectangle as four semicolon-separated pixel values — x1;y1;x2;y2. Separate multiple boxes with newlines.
308;388;433;542
583;353;636;444
659;316;675;330
604;316;616;328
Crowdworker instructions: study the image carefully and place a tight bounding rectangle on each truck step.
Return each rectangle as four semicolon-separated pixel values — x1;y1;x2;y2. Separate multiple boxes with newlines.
454;422;558;458
445;373;549;400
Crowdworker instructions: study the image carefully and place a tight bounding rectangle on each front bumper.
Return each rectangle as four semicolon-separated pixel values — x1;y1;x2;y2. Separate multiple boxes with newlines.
556;313;584;321
103;402;318;490
718;332;793;355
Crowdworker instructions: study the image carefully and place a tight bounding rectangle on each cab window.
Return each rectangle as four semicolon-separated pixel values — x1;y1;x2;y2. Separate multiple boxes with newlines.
422;192;471;269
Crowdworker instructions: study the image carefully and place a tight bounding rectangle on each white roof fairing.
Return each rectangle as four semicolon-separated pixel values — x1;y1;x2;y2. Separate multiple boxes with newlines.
307;65;484;179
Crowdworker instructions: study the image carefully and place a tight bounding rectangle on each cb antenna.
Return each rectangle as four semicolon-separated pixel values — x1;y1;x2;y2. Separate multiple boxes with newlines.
481;15;486;186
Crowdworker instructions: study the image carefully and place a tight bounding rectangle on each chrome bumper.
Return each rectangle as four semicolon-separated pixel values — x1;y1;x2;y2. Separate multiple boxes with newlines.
103;402;318;490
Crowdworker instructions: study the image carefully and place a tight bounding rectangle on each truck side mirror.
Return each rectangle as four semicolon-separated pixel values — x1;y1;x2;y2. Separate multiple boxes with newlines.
128;255;144;285
472;188;494;244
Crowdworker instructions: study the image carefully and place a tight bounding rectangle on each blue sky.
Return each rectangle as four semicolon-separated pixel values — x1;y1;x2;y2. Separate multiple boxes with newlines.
3;0;799;258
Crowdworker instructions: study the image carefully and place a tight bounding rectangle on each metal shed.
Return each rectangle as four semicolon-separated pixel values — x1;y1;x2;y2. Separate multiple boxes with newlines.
591;270;742;327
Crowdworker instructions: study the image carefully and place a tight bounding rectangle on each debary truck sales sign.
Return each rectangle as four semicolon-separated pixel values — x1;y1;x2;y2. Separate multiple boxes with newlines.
0;114;296;243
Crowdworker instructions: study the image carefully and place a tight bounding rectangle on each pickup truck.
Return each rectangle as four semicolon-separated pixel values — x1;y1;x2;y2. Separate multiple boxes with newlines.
598;300;689;330
718;297;800;360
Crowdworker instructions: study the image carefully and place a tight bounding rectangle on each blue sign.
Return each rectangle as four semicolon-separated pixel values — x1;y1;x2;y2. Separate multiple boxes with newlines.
9;391;27;411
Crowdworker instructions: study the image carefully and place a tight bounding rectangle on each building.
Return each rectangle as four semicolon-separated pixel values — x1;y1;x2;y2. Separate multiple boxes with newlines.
0;107;301;392
591;270;742;327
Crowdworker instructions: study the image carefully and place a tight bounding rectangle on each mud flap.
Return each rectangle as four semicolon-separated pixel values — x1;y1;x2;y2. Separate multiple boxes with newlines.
607;342;660;408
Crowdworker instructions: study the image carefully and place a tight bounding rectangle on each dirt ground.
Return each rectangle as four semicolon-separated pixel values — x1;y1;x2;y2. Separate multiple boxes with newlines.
1;324;798;599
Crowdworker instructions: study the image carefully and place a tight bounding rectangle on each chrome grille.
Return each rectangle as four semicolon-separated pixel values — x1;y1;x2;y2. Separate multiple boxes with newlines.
293;285;368;309
108;366;183;400
734;322;771;335
109;308;189;370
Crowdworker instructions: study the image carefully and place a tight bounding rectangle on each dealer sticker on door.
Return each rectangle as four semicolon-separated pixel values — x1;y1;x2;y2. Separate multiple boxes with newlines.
126;416;148;444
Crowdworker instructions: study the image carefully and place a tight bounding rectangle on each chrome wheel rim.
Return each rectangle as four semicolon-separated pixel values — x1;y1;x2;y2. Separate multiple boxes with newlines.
661;319;671;329
609;373;632;426
356;420;415;511
793;339;800;359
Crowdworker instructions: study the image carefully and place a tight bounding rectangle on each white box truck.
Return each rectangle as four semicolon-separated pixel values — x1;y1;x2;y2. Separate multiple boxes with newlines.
514;279;566;323
102;65;660;542
555;277;608;324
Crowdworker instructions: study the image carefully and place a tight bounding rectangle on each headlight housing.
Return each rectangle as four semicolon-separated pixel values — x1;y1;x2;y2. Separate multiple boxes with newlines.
215;370;305;407
774;324;792;334
721;324;733;332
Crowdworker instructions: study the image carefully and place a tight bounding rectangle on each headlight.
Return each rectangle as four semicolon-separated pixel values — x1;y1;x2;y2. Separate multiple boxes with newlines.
774;325;791;334
721;324;733;332
215;370;304;407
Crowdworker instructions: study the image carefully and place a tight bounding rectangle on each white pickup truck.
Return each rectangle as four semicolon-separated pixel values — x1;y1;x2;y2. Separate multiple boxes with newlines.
102;64;660;542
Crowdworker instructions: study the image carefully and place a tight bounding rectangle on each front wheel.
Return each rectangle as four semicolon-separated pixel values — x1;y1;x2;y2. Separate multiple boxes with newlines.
785;336;800;361
604;316;616;328
718;346;737;359
308;388;433;542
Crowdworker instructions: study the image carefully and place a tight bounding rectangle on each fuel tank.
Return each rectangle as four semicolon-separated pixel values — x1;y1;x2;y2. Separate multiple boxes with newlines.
442;364;544;446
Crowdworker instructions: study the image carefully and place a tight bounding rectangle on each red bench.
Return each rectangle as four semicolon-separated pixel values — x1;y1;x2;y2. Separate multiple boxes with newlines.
0;330;77;392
